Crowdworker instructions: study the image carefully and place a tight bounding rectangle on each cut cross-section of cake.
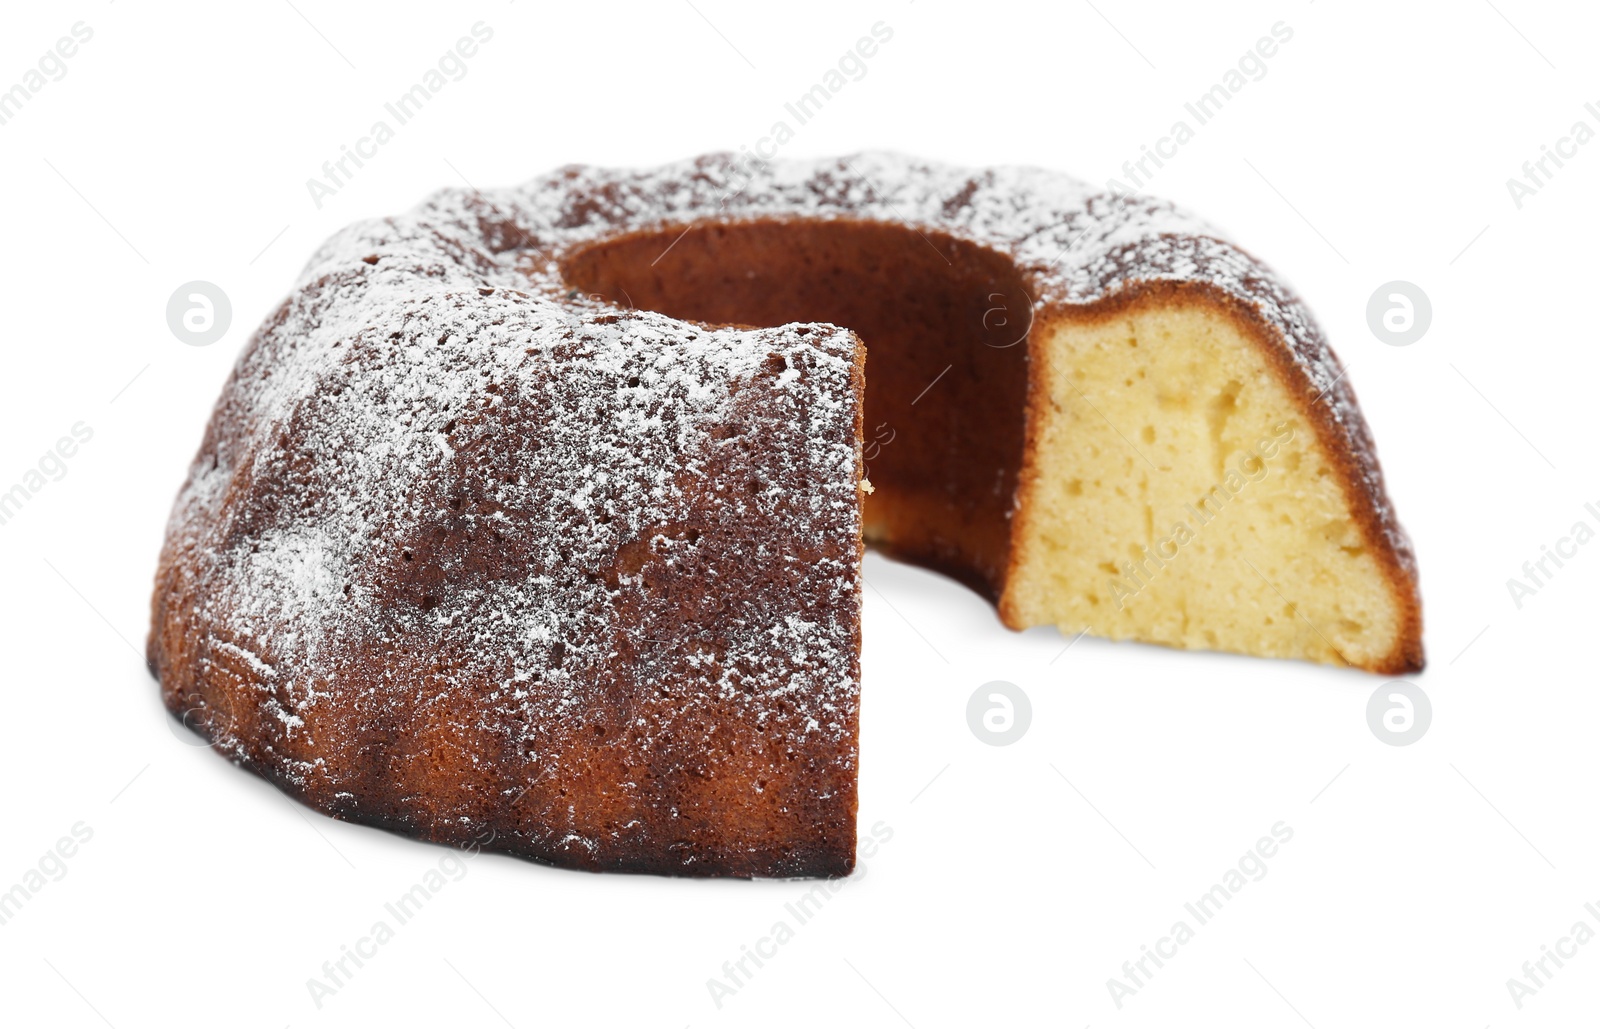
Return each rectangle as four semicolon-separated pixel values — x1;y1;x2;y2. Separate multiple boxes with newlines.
1002;283;1423;674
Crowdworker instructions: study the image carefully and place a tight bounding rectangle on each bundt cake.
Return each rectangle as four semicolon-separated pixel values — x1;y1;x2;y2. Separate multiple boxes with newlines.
148;153;1423;879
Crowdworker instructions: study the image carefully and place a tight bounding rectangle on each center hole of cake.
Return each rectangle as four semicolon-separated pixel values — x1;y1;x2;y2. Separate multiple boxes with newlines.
560;218;1032;598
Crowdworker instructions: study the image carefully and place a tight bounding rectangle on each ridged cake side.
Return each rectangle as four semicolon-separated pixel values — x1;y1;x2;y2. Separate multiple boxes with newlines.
149;211;866;877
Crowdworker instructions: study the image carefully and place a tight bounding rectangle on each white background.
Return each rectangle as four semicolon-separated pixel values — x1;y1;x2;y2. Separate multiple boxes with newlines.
1;1;1596;1026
